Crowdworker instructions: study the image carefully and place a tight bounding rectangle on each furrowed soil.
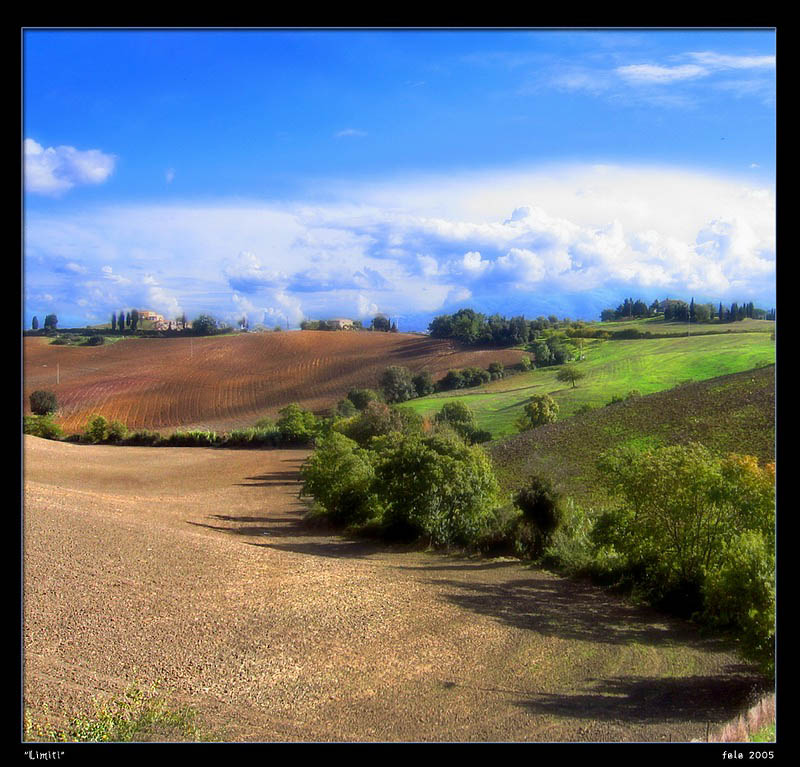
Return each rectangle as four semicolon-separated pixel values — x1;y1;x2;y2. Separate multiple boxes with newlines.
23;332;527;435
23;436;766;743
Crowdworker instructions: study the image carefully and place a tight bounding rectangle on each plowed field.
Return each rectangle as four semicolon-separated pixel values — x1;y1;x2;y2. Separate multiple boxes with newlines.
23;332;526;434
23;436;765;742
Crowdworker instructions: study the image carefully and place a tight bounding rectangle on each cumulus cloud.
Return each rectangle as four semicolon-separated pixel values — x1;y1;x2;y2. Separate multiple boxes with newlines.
23;163;775;328
24;138;115;196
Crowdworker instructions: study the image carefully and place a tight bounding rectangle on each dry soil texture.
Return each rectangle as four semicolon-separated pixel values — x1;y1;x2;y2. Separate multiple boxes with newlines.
23;436;764;743
23;332;526;434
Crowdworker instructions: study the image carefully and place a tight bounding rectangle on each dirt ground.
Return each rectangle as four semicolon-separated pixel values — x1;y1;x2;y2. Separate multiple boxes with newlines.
22;436;765;743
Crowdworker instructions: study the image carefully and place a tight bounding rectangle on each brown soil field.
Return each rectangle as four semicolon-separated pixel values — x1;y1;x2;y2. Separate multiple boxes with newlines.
23;332;526;434
23;436;766;743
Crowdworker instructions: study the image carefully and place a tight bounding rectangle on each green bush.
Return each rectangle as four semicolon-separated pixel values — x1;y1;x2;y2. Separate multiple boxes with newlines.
346;388;381;411
106;420;128;443
412;371;435;397
30;389;58;416
161;430;220;447
300;432;377;525
338;400;423;447
379;366;417;403
275;404;319;443
515;394;559;431
123;430;162;446
372;432;499;547
23;414;63;440
84;415;110;444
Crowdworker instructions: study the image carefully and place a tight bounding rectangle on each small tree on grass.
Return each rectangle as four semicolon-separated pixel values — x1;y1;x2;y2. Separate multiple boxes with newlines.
379;365;416;403
30;390;58;415
515;394;559;432
556;365;586;388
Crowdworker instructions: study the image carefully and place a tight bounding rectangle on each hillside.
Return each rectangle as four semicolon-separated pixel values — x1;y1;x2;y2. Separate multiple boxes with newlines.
401;332;775;438
23;331;526;434
487;364;775;502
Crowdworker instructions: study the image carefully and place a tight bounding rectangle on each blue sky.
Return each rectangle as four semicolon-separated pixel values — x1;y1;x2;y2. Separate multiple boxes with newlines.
23;28;776;330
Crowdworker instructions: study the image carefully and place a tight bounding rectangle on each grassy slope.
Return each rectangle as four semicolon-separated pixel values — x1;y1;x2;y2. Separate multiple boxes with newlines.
486;364;775;503
400;333;775;438
593;316;773;335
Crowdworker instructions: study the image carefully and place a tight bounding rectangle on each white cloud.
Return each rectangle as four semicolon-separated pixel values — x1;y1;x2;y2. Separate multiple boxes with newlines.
686;52;775;70
334;128;367;138
24;138;115;196
616;64;708;84
23;163;775;327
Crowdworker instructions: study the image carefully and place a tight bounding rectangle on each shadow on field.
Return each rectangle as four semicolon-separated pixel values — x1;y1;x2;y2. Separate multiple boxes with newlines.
515;671;764;726
426;574;732;651
234;471;301;487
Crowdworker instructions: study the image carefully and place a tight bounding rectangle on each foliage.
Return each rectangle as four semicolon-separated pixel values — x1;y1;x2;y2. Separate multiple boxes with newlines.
300;432;377;525
23;414;63;440
192;314;219;336
161;430;221;447
44;314;58;330
84;415;111;444
488;362;505;380
275;403;319;443
592;443;775;673
513;474;565;557
515;394;559;431
32;316;39;330
379;365;416;403
371;314;391;332
372;432;500;547
106;420;128;443
347;388;382;410
30;389;58;415
412;371;435;397
339;400;423;447
556;365;586;388
24;682;208;742
85;334;105;346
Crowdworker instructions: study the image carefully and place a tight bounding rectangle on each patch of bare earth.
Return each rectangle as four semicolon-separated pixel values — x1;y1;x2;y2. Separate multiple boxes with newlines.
23;436;763;742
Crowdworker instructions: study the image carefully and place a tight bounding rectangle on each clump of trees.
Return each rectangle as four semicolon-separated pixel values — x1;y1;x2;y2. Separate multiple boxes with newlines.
591;443;775;677
301;418;500;548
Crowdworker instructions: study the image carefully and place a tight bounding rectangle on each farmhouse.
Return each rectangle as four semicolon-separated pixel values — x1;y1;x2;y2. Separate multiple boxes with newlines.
327;318;355;330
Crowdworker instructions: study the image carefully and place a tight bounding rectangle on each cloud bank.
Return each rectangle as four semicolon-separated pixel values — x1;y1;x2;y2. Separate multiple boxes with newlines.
24;163;775;328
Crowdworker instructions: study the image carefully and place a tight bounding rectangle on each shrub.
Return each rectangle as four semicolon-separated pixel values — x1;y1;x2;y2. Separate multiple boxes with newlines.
23;414;63;440
86;334;105;346
606;394;625;406
411;371;435;397
513;474;565;557
515;394;559;431
300;432;377;526
334;398;358;418
488;362;505;380
339;400;423;447
123;430;162;446
84;415;110;444
436;369;465;391
275;403;319;443
517;356;533;371
161;430;220;447
625;389;642;400
372;433;500;547
30;389;58;416
106;420;128;443
347;388;381;411
379;366;417;403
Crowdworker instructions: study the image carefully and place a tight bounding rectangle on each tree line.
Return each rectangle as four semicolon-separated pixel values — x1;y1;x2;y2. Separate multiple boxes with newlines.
601;297;775;323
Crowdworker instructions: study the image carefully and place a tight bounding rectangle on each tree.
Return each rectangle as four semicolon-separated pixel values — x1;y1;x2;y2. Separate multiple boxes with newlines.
119;310;126;333
513;474;565;557
379;365;416;403
515;394;559;431
371;314;391;332
347;388;381;411
434;401;477;442
192;314;218;336
30;390;58;415
31;316;39;330
556;365;586;388
411;371;435;397
276;403;319;442
43;314;58;330
130;309;139;332
126;311;131;328
487;362;505;380
111;312;117;332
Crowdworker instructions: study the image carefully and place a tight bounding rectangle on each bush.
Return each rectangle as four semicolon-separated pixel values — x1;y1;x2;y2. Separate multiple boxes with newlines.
515;394;559;431
161;430;220;447
300;432;377;526
23;414;63;440
513;474;565;557
372;433;500;547
85;334;105;346
30;389;58;416
379;366;417;403
517;356;533;371
275;403;319;443
338;400;423;447
84;415;110;443
488;362;505;380
411;371;435;397
106;420;128;443
123;430;162;446
347;388;381;411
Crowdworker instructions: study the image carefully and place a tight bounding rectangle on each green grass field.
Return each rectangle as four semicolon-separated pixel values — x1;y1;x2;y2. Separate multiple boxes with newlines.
400;333;775;438
593;316;774;335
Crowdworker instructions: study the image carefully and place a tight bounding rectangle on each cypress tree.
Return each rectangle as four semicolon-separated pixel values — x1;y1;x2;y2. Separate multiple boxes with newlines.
32;316;39;330
111;312;117;331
